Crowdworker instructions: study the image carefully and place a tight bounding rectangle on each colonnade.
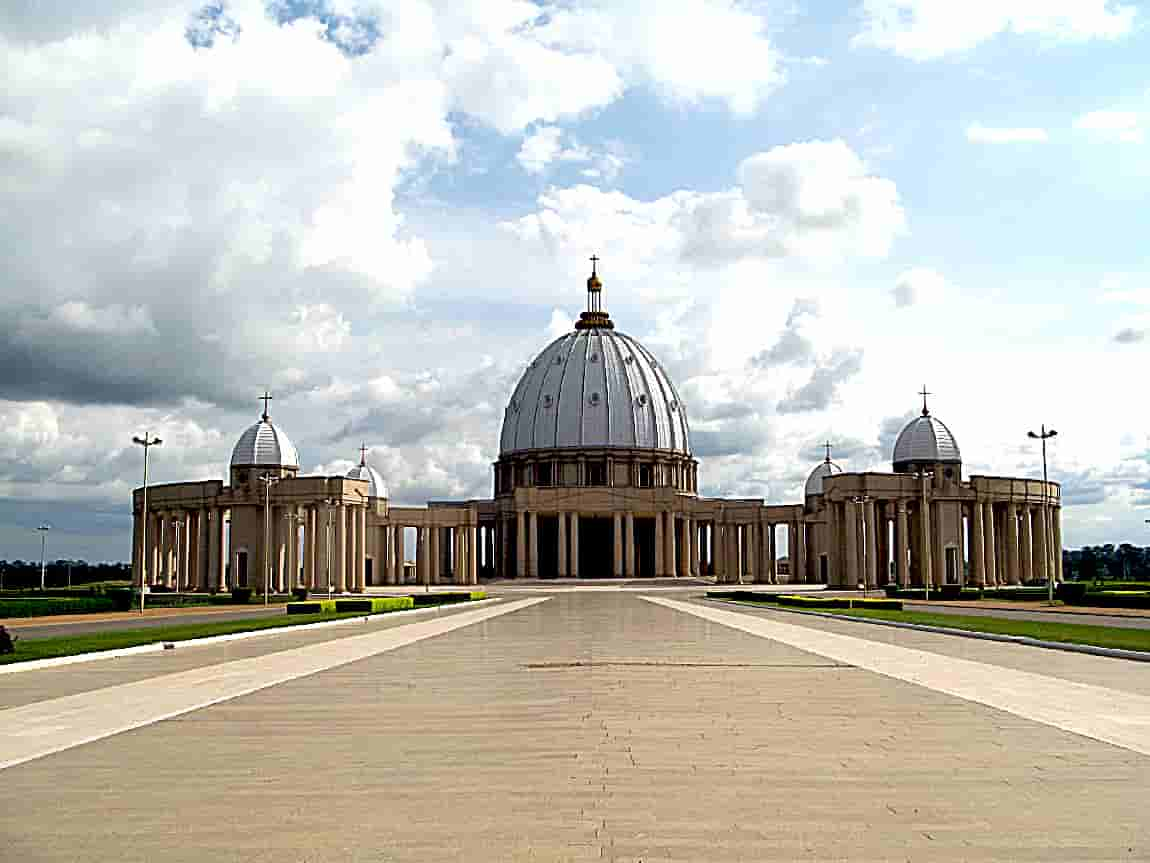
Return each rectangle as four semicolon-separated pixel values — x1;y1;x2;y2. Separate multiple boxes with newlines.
825;497;1062;589
712;516;808;585
133;504;480;593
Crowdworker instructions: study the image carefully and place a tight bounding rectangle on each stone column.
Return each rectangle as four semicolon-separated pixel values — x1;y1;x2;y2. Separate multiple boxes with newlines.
332;504;345;593
570;513;580;578
845;502;860;587
825;503;839;586
664;511;676;579
747;521;760;583
654;511;664;578
1005;504;1021;586
528;511;539;579
1034;504;1049;585
768;524;777;584
351;506;365;593
557;512;568;578
302;507;314;589
613;513;623;577
196;508;210;591
432;525;444;585
679;517;690;578
931;501;946;588
390;525;401;585
689;519;700;577
983;503;997;587
796;521;807;585
895;501;909;587
971;500;986;587
516;511;527;578
1020;506;1034;585
920;496;934;589
209;509;223;590
469;524;478;585
625;513;635;578
864;499;878;589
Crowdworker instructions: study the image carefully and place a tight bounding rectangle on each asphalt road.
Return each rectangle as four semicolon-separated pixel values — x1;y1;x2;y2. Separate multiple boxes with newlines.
7;606;286;640
915;602;1150;630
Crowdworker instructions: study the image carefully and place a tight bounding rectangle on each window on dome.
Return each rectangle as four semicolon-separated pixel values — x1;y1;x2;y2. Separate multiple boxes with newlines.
586;461;607;486
637;464;653;488
536;462;553;487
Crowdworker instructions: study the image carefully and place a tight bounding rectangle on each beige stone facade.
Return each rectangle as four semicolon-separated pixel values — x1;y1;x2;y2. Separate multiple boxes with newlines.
130;269;1060;592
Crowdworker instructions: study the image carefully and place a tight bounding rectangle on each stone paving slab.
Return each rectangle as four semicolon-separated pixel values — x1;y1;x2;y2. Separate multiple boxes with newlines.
2;592;1148;861
699;596;1150;697
0;600;508;710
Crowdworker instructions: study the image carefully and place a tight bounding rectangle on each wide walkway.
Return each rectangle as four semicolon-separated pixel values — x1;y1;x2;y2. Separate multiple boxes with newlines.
2;591;1149;861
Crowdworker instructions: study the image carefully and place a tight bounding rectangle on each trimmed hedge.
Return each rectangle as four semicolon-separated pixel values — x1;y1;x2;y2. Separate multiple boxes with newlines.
706;590;779;602
886;587;982;601
774;595;903;611
286;599;338;615
334;597;415;613
0;596;117;618
411;591;486;607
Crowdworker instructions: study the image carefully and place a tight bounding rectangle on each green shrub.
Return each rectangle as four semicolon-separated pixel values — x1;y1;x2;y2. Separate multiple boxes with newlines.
106;587;136;611
883;585;900;598
230;587;253;604
706;590;777;601
853;598;903;610
0;597;117;617
291;587;309;601
286;600;335;615
983;587;1049;601
1057;582;1089;603
1086;591;1150;609
371;597;413;612
334;598;373;613
776;594;852;609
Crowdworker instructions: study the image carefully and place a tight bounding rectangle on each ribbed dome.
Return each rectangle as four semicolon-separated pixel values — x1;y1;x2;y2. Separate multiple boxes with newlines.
500;328;691;455
346;461;388;499
805;459;842;497
230;417;299;469
892;414;961;471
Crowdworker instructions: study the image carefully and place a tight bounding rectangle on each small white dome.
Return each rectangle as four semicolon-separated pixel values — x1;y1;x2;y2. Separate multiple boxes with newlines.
346;461;388;499
230;417;299;469
805;459;842;497
892;413;961;471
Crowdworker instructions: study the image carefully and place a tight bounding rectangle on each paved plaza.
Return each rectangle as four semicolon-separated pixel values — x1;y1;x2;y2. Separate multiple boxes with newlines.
2;590;1149;861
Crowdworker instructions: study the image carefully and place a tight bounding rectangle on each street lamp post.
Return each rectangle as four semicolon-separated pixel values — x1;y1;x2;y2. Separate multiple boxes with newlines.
37;524;51;591
849;495;871;599
1028;424;1058;606
132;433;163;613
258;473;279;607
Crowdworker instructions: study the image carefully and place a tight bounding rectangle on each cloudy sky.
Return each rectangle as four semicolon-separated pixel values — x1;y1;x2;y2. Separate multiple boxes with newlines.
2;0;1149;561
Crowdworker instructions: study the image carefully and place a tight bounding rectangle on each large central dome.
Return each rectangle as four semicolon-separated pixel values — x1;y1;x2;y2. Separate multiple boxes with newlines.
499;261;691;456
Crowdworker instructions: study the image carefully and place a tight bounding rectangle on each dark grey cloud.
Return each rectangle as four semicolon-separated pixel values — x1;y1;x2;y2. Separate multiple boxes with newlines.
691;419;772;458
1114;328;1145;344
776;348;863;414
1060;470;1110;506
751;298;819;369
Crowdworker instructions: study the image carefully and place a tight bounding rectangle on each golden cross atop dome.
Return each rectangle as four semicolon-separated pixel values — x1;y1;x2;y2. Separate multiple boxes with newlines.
260;390;273;420
920;385;932;417
824;441;833;463
359;443;369;466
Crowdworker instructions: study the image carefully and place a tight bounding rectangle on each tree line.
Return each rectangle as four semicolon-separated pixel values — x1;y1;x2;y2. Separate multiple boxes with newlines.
1063;545;1150;583
0;560;131;590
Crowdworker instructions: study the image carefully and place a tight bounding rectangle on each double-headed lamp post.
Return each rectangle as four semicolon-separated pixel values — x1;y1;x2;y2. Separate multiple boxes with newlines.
1027;424;1058;605
849;495;872;598
37;524;51;591
323;497;338;600
283;510;305;593
132;434;162;613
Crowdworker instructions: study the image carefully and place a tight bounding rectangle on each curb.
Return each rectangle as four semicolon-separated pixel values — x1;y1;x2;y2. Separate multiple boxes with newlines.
713;599;1150;664
0;599;494;675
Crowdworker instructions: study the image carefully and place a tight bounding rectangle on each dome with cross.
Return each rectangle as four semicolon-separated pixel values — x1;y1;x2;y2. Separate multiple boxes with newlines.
345;445;388;499
230;392;300;470
805;442;843;498
892;387;961;474
499;258;691;456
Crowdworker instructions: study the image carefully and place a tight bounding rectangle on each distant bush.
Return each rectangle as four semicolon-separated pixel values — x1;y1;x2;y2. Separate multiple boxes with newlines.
777;594;852;609
0;626;15;654
1057;582;1089;603
286;599;338;615
106;587;136;611
230;587;253;604
853;598;903;610
983;587;1049;601
292;587;309;601
706;590;778;602
0;597;117;618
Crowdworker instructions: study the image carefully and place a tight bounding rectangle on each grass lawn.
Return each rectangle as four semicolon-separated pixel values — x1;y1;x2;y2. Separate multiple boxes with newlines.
1;611;380;665
730;600;1150;654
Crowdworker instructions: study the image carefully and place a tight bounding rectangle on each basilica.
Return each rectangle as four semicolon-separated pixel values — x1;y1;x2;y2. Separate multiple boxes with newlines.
131;264;1061;592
